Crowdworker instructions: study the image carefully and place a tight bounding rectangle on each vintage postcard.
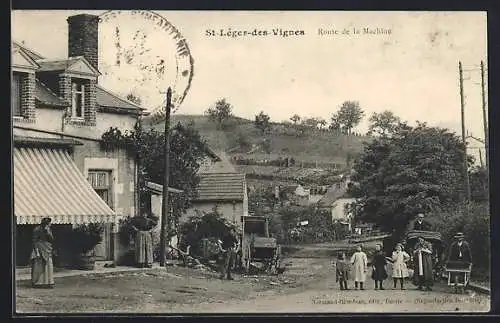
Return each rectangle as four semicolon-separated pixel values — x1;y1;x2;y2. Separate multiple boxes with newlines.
12;10;490;314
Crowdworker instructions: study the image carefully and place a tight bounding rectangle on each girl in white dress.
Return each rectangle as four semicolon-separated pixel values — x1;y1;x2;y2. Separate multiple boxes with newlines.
350;245;368;290
391;243;410;290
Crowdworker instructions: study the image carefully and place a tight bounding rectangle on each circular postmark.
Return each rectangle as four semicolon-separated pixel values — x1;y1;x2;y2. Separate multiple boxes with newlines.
98;10;194;117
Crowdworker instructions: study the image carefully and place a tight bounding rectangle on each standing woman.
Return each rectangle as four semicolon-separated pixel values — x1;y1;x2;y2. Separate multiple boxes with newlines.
132;213;159;268
413;236;434;291
31;217;55;288
391;243;410;290
350;245;368;290
371;244;388;290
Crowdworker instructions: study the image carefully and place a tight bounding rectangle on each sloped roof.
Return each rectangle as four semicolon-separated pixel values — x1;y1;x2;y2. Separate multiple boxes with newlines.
144;181;183;195
196;173;246;202
317;185;348;207
198;151;236;174
13;40;142;114
35;79;67;107
96;86;144;112
13;41;45;61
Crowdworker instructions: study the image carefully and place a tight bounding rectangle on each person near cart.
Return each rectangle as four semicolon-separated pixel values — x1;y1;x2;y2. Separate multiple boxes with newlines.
218;228;239;280
446;232;472;286
413;236;434;291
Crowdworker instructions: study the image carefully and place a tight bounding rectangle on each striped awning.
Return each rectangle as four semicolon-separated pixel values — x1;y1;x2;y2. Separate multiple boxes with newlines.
14;147;116;224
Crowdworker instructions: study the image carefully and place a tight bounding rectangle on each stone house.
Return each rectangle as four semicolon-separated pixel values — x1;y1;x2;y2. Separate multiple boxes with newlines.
13;14;145;267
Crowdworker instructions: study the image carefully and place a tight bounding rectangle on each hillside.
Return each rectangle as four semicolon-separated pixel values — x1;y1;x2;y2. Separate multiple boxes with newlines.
144;114;369;167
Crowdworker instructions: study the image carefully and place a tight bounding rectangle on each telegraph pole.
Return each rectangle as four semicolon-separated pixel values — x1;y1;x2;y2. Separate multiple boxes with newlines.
481;61;488;170
160;87;172;267
459;62;471;203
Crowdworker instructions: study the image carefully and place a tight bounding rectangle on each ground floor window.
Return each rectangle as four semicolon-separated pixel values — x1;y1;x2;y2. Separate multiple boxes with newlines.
87;170;114;261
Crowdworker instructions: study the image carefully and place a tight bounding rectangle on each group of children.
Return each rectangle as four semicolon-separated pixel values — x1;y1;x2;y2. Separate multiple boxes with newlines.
335;243;410;290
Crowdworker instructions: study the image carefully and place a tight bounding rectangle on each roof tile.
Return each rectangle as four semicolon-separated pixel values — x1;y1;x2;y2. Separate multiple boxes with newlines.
195;173;246;201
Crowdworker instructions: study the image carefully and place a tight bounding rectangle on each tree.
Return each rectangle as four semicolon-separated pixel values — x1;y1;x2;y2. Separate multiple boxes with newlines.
317;118;327;130
469;166;488;202
290;114;301;125
101;121;209;217
350;122;473;239
205;98;233;129
254;111;271;133
301;117;320;129
330;101;364;134
126;93;142;106
367;110;402;137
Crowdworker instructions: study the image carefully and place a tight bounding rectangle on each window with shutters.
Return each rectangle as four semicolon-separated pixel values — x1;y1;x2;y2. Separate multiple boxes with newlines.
88;170;113;209
11;72;23;117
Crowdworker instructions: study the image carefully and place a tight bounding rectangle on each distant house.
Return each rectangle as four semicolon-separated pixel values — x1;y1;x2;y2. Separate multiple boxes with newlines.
294;185;310;206
317;181;356;232
331;197;357;232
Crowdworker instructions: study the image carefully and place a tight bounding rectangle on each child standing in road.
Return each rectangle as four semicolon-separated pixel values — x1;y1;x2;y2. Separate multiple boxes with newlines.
350;245;368;290
391;243;410;290
371;244;388;290
335;252;350;290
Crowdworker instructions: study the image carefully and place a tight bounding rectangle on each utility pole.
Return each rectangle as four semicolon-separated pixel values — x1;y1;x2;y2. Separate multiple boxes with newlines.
459;62;471;204
481;61;488;170
160;87;172;267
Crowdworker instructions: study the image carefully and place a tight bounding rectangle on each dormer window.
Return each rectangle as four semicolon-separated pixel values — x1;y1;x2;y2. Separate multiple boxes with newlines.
72;80;85;119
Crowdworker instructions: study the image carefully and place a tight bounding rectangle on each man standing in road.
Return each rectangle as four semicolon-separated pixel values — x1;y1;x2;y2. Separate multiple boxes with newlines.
411;213;432;231
447;232;472;287
218;228;239;280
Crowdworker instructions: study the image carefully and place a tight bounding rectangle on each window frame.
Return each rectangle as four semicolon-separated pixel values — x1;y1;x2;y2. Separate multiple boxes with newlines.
87;169;114;210
71;81;85;120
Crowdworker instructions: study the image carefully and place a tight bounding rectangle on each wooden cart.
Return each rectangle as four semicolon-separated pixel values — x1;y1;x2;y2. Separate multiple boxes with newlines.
445;261;472;294
241;215;282;274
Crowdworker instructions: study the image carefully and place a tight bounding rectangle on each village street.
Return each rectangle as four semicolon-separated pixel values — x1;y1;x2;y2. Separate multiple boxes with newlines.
16;249;490;314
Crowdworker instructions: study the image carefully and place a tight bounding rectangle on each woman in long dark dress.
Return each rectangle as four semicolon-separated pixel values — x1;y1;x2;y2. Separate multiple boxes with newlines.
371;243;388;290
31;217;55;288
131;213;159;268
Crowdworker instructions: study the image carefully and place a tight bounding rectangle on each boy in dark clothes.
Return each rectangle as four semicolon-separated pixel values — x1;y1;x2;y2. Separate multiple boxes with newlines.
335;252;350;290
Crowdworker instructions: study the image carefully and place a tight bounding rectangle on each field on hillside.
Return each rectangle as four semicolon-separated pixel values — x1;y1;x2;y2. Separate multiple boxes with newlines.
145;115;369;164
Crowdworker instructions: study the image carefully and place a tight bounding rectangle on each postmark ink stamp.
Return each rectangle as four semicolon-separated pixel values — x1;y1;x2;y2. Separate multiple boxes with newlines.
98;10;194;117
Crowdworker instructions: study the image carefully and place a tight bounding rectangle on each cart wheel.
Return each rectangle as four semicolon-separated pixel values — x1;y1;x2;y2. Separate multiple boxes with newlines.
244;245;251;273
273;247;282;275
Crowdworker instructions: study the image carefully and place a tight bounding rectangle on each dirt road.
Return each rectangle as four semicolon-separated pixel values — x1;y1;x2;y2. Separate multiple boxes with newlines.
16;255;490;313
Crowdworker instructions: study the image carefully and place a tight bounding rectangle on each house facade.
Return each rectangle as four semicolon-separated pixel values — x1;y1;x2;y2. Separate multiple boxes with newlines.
13;14;144;267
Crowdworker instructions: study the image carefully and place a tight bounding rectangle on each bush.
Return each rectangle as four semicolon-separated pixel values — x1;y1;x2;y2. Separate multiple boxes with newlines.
70;223;104;254
178;208;239;258
427;202;490;279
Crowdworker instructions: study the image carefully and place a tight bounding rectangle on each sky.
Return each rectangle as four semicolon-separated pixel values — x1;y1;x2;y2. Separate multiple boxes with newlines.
12;10;487;147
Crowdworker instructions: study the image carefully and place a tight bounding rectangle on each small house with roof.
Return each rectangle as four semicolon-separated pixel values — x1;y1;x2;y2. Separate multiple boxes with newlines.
148;151;248;230
317;179;356;232
12;14;146;268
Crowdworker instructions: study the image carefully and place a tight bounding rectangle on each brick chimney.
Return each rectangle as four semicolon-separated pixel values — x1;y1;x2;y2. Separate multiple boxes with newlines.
67;14;99;70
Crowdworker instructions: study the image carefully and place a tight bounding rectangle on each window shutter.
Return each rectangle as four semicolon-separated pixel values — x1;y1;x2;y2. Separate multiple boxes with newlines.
11;74;21;116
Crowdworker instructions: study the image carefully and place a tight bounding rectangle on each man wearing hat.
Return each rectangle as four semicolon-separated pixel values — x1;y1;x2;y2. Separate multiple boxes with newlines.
411;213;431;231
218;227;240;280
447;232;472;285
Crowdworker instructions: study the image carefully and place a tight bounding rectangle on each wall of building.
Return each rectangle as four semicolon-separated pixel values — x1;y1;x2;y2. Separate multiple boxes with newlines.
182;202;244;228
14;105;138;140
13;105;139;264
151;194;244;229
